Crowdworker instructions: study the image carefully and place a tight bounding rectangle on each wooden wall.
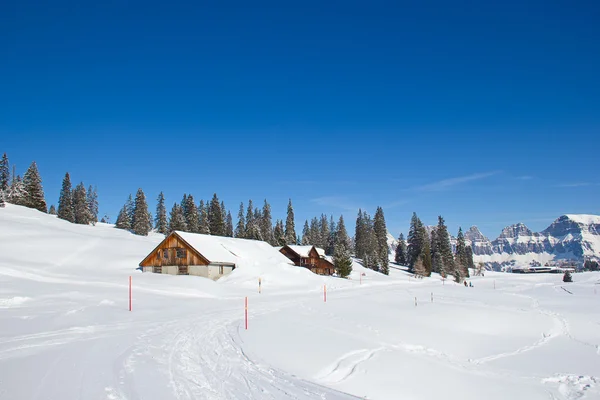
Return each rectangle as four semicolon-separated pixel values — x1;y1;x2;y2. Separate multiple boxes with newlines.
140;234;209;268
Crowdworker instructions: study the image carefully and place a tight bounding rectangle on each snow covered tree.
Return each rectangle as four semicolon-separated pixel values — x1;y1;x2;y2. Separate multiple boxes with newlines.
562;270;573;283
284;199;296;245
234;202;245;238
225;211;234;237
0;190;5;208
374;207;389;275
434;216;455;279
115;205;131;230
465;246;475;271
358;211;378;271
48;204;56;214
23;161;46;212
335;215;352;252
131;188;152;236
168;203;188;232
326;215;337;255
57;172;74;223
309;217;319;245
221;201;227;232
86;185;98;224
419;225;432;276
354;209;366;260
260;200;275;245
0;153;9;195
125;194;134;226
301;220;310;245
198;200;210;234
319;214;330;250
184;194;200;233
208;193;225;236
407;212;423;269
274;219;286;246
430;228;443;275
155;192;168;234
333;218;353;278
395;233;407;265
100;214;109;224
8;175;26;206
73;183;93;225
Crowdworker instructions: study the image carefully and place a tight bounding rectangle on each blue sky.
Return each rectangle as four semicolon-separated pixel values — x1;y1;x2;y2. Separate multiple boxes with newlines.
1;0;599;239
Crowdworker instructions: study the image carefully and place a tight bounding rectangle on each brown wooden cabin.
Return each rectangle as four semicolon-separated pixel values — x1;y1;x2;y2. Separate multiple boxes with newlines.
279;245;335;275
139;231;235;280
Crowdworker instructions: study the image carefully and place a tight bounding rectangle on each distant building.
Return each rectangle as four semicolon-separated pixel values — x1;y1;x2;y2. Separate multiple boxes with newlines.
279;245;335;275
139;231;291;280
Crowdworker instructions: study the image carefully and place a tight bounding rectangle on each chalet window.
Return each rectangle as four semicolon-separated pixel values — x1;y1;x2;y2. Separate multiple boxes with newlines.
163;249;169;259
176;248;187;259
156;250;161;259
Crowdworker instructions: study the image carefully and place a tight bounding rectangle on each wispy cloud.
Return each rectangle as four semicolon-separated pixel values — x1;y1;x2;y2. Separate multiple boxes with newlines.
310;196;363;211
555;182;600;188
414;171;501;192
516;175;534;180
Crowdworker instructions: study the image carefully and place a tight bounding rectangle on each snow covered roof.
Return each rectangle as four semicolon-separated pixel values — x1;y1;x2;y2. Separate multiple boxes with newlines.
286;245;325;258
175;231;293;266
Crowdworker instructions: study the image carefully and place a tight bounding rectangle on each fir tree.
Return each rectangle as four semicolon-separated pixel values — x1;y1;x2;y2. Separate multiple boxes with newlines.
168;203;188;232
354;209;365;260
318;214;330;250
360;211;378;271
301;220;310;245
309;217;319;245
198;200;210;234
234;202;245;238
374;207;389;275
260;199;275;245
155;192;168;234
125;194;134;227
407;212;423;269
326;215;337;255
436;216;455;279
132;188;152;236
466;246;475;271
100;214;109;224
86;185;98;224
48;204;57;215
180;194;188;219
225;211;234;237
454;227;470;278
395;233;407;265
336;215;352;251
0;153;9;195
221;201;227;233
115;205;131;230
333;218;353;278
23;161;47;212
9;175;26;206
284;199;296;245
245;199;262;240
419;225;432;276
57;172;75;223
184;194;200;233
208;193;225;236
73;183;93;225
0;190;5;208
430;228;443;275
274;219;286;246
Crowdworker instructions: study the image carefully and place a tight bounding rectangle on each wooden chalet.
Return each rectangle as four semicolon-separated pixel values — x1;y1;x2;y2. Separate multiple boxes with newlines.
139;231;292;280
279;245;335;275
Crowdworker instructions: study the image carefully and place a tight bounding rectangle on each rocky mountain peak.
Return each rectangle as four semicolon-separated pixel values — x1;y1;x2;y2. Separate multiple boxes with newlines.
498;223;533;239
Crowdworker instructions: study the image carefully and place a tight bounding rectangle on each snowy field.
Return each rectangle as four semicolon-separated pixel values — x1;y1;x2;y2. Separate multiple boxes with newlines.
0;204;599;400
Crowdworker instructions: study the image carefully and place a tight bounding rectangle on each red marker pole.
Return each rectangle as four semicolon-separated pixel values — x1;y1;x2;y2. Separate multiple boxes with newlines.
324;285;327;303
129;276;132;312
245;297;248;330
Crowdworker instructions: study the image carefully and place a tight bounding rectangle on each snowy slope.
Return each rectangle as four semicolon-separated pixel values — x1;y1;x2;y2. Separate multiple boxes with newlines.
1;204;599;400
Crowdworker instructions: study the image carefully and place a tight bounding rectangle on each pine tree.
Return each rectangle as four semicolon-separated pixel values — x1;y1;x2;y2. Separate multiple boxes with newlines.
436;216;455;279
374;207;389;275
221;201;227;234
115;205;131;230
465;246;475;271
125;194;134;227
73;183;93;224
100;214;109;224
245;200;262;240
309;217;319;245
198;200;210;234
333;219;353;278
155;192;168;234
274;219;286;246
336;215;352;252
9;175;26;206
354;209;365;260
327;215;337;255
407;212;423;269
57;173;75;223
359;211;378;271
208;193;225;236
225;211;234;237
86;185;99;224
419;225;432;276
0;153;9;195
168;203;188;232
284;199;296;245
184;194;200;233
23;161;47;212
431;228;443;275
395;233;408;265
260;199;275;244
301;220;310;245
318;214;330;250
234;202;245;238
180;194;188;219
48;204;57;214
131;188;152;236
454;227;470;278
0;190;5;208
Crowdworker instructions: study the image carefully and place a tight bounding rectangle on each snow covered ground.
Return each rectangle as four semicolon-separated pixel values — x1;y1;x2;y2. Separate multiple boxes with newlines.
1;204;599;399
